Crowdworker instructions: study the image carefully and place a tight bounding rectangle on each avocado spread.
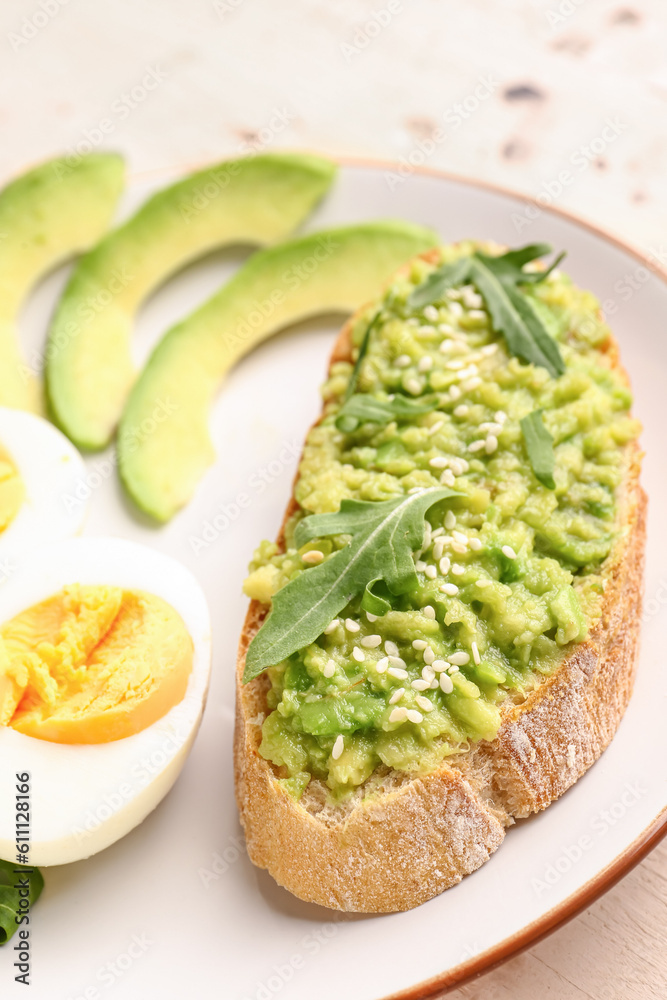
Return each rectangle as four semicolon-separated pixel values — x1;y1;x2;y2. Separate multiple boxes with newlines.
244;241;640;800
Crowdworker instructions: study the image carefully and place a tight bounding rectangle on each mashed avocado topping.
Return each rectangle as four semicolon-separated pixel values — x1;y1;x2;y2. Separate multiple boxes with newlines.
243;241;640;800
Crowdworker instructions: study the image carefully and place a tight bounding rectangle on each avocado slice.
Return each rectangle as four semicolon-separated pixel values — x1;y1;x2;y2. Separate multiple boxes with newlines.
0;153;124;412
118;220;439;521
45;153;337;449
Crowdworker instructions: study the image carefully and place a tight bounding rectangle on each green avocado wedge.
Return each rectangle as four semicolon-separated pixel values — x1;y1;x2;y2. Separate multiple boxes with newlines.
45;153;337;449
118;220;439;522
0;153;124;413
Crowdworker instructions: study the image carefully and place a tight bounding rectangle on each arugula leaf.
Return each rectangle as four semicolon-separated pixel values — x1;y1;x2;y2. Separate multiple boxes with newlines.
335;392;440;432
520;409;556;489
406;244;566;378
244;487;458;680
344;310;382;402
407;257;471;310
0;860;44;944
469;256;565;377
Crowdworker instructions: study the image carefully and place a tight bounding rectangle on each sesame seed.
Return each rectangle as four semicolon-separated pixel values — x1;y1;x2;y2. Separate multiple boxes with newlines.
376;656;389;673
389;687;406;704
388;666;409;680
418;356;434;373
415;559;427;572
468;439;485;453
432;526;444;537
424;305;439;322
331;735;344;760
452;530;467;544
448;651;470;666
440;674;454;694
456;364;479;380
430;678;439;689
449;301;463;318
453;404;469;418
423;605;436;620
469;537;482;551
407;709;424;724
411;678;430;691
445;510;456;530
412;639;428;651
439;324;455;335
502;544;517;559
449;384;462;401
422;664;435;682
440;583;459;596
302;549;324;565
439;556;451;575
485;435;498;454
423;646;435;665
324;619;339;634
451;563;465;576
462;377;482;391
394;354;411;368
468;309;487;320
481;344;498;356
416;695;434;712
352;646;365;662
440;470;456;487
429;456;449;469
472;641;481;665
433;539;445;561
389;706;408;723
432;659;447;672
480;422;503;435
345;618;360;633
439;339;453;353
425;565;437;579
383;640;398;657
446;359;466;371
476;579;491;588
495;410;507;423
323;659;336;678
429;420;444;436
451;543;467;554
388;655;407;669
447;664;460;675
405;376;424;395
366;611;378;622
361;634;382;648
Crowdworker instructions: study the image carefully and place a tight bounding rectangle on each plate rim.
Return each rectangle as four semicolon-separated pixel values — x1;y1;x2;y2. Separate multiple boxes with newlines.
37;152;667;999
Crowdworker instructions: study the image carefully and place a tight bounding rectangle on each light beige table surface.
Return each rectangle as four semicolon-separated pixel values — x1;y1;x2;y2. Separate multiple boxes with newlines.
1;1;665;996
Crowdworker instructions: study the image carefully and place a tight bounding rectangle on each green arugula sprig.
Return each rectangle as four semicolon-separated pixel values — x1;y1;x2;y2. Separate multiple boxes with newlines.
520;409;556;489
244;487;458;681
0;861;43;945
343;310;383;402
407;243;566;378
335;392;440;433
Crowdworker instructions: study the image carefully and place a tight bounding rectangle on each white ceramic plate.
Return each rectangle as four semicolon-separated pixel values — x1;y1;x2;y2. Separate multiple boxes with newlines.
2;160;666;1000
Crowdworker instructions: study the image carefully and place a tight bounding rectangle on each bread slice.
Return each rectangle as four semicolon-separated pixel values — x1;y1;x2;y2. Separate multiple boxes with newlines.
234;250;646;913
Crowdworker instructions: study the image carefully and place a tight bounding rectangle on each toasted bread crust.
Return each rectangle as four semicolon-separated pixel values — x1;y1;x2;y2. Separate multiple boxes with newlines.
234;254;647;912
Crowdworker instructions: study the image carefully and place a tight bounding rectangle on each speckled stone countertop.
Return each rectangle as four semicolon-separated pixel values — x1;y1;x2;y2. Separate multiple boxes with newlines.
1;1;665;995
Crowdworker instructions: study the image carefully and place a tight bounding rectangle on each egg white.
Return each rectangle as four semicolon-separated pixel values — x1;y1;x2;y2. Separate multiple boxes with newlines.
0;537;211;866
0;407;88;575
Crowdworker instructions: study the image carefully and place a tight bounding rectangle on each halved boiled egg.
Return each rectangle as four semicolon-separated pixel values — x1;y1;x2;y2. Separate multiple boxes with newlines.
0;407;88;574
0;537;211;865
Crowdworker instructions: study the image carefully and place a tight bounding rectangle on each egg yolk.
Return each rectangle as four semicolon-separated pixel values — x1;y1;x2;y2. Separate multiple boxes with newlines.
0;584;193;743
0;444;24;534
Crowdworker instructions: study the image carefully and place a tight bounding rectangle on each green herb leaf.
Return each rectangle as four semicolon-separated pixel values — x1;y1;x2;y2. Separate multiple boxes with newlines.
344;310;382;402
244;487;458;680
335;392;440;432
469;256;565;377
407;257;471;310
520;409;556;489
0;860;44;945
